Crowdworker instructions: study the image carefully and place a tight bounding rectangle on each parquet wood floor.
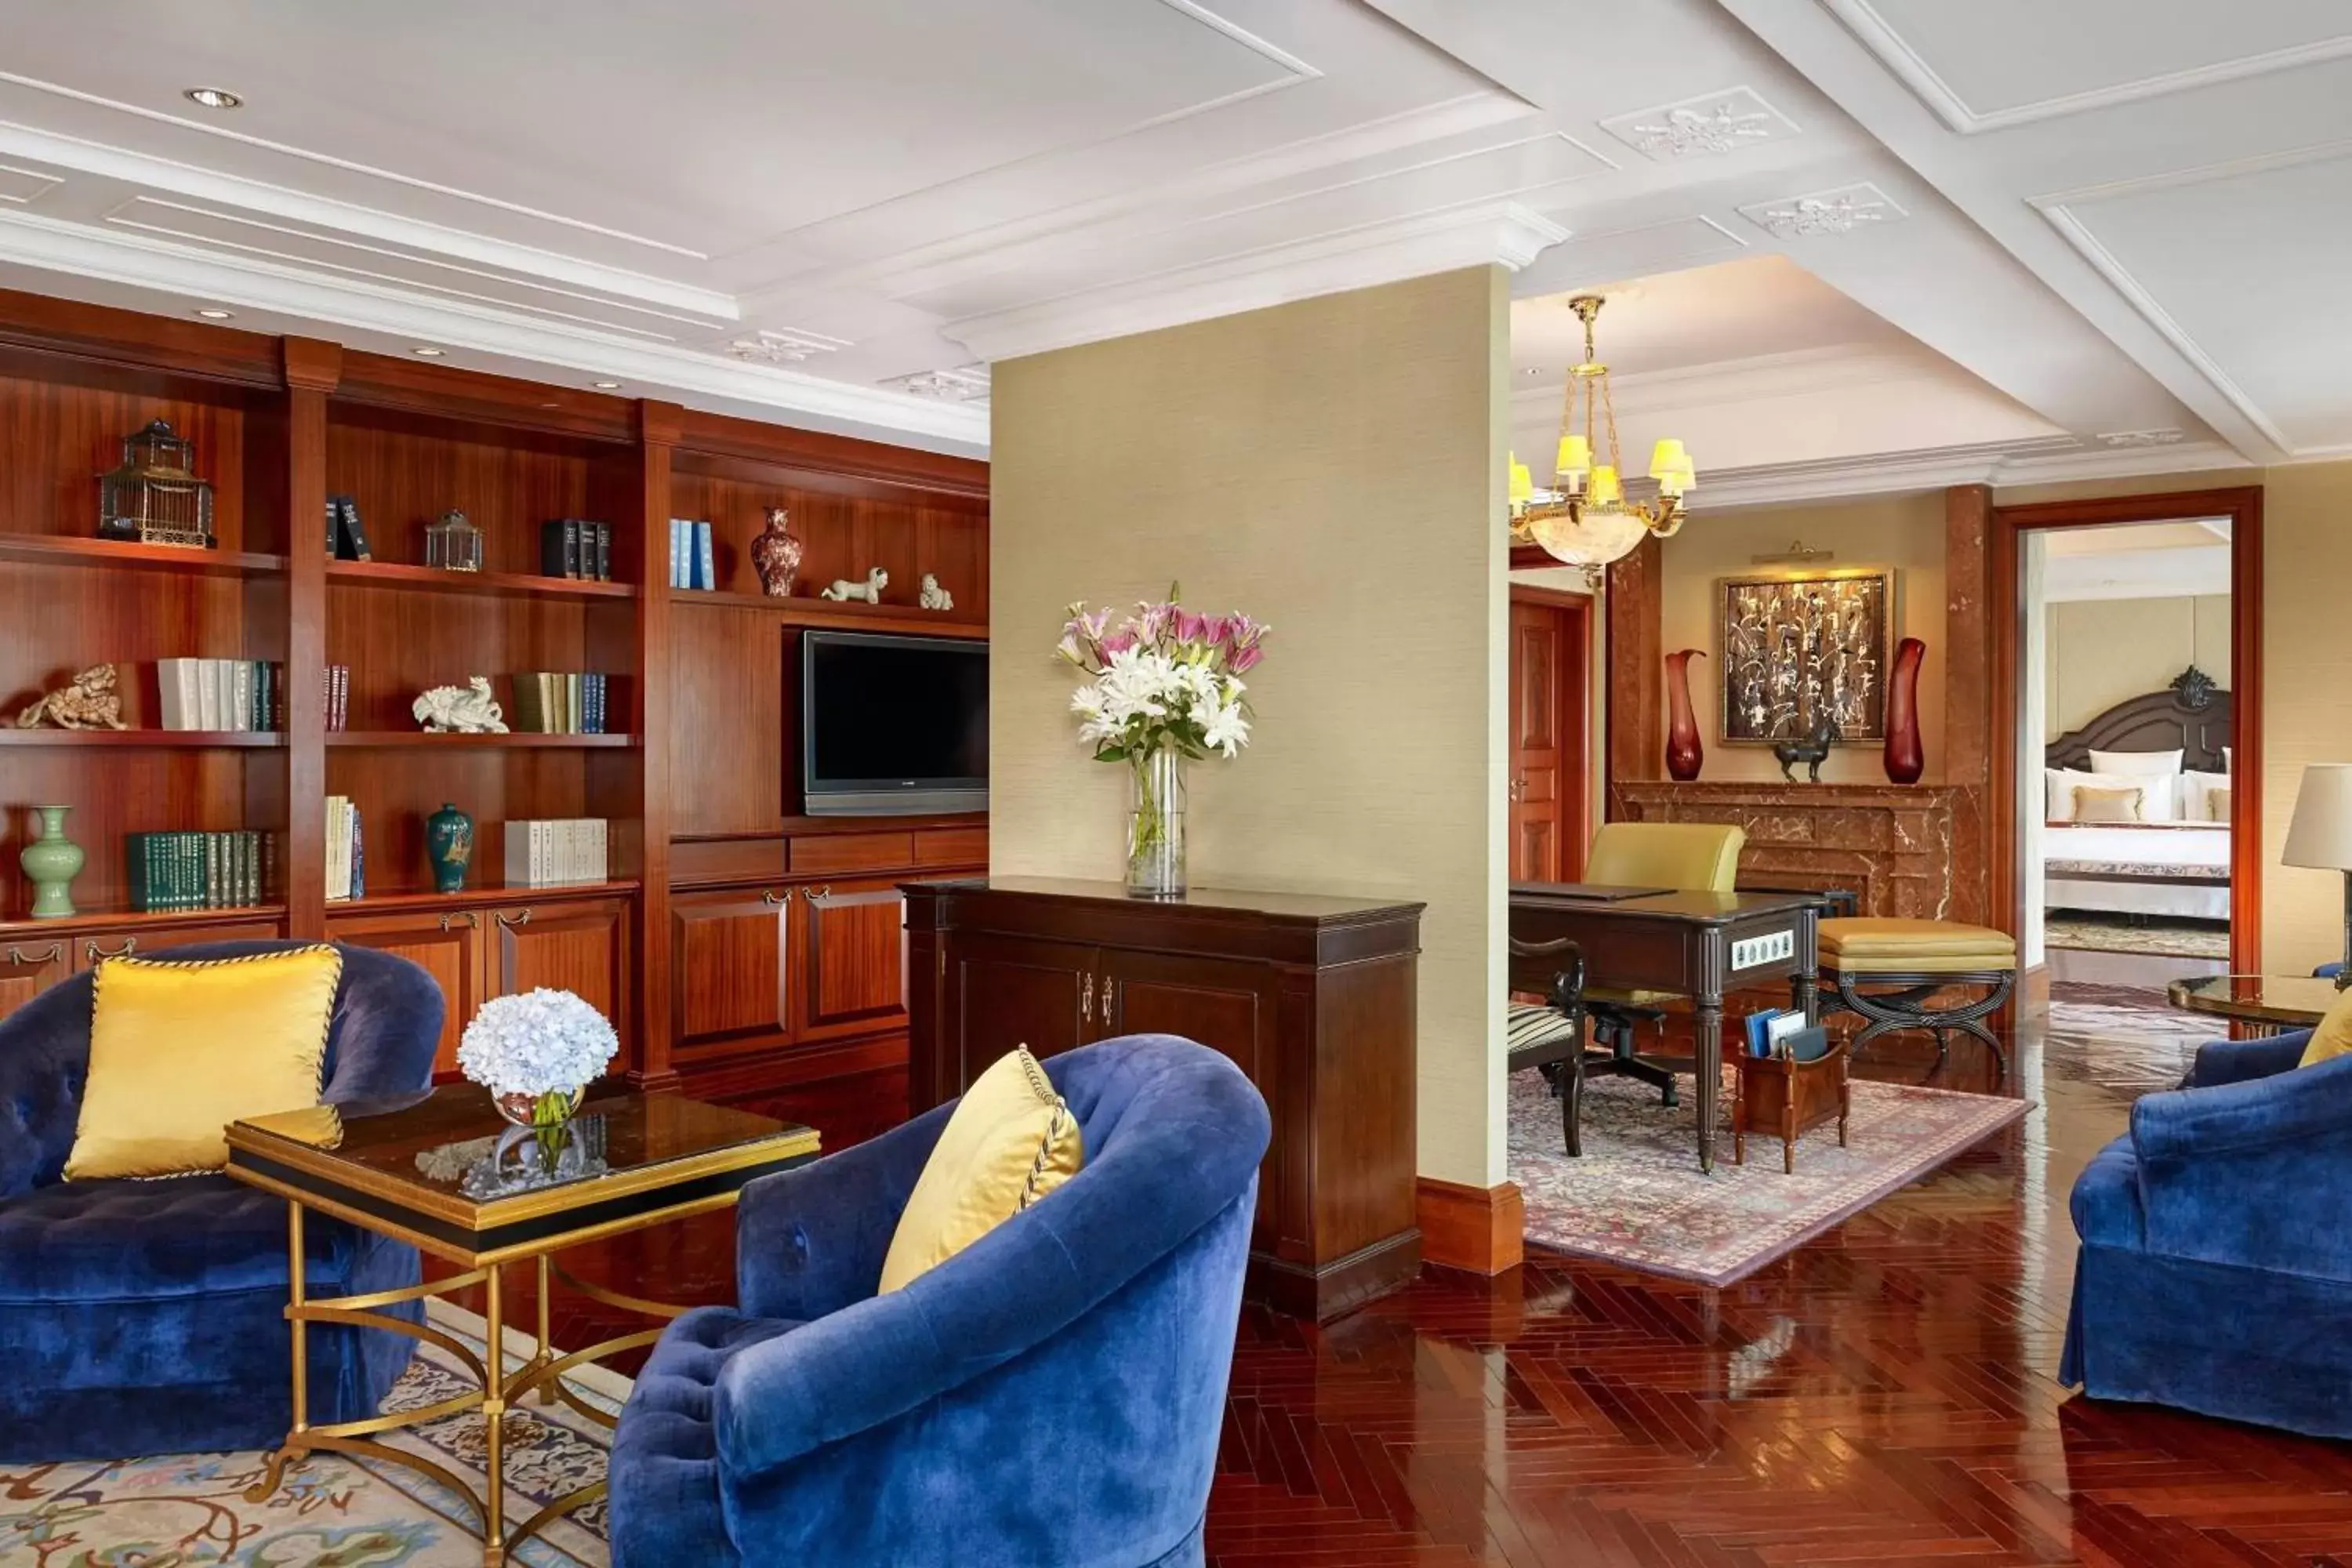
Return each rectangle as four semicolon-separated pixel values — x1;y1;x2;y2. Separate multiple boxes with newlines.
437;978;2352;1566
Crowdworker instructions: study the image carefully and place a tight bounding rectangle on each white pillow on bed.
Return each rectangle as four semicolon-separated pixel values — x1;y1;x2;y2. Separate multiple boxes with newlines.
2179;769;2230;822
2088;750;2183;820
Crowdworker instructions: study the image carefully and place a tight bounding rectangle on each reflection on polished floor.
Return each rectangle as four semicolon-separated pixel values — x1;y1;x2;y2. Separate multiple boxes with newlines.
441;975;2352;1566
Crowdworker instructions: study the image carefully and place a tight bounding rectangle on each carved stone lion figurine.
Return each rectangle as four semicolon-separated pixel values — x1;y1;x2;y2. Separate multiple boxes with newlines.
13;663;128;731
917;573;954;612
412;677;509;734
819;567;888;604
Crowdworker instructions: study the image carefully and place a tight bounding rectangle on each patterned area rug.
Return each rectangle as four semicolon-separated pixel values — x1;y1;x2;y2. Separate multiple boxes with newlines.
2045;913;2229;959
0;1302;620;1566
1511;1066;2031;1287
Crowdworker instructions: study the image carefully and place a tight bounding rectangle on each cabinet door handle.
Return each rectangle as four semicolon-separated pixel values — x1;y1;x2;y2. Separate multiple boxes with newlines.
6;942;64;967
437;911;481;932
808;884;833;905
494;909;532;929
762;887;797;906
85;937;136;964
1080;971;1094;1024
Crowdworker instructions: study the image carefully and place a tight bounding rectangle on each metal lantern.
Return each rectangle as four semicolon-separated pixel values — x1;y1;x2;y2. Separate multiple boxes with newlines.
97;419;215;548
425;508;484;572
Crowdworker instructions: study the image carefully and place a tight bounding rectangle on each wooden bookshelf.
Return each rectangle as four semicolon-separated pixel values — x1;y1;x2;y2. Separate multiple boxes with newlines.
0;285;990;1104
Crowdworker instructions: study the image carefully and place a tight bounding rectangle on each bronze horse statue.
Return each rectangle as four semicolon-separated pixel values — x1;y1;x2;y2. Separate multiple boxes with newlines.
1771;713;1838;782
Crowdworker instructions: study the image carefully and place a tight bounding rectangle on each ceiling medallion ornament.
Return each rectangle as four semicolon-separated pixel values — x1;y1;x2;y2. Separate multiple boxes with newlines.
1508;294;1694;588
728;328;852;365
2095;427;2187;448
1601;89;1796;162
882;365;992;402
1739;183;1906;240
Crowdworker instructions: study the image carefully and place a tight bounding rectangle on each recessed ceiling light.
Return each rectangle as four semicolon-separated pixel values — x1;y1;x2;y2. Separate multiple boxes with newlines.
194;308;234;320
183;86;243;111
411;346;445;358
593;380;622;390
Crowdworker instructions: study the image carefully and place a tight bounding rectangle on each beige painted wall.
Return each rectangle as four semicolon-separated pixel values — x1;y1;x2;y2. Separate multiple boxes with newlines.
1658;492;1948;783
988;267;1512;1188
2044;594;2231;734
1998;459;2352;971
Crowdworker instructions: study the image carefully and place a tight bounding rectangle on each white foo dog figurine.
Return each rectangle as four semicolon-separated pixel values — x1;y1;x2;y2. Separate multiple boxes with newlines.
917;573;954;612
820;567;888;604
412;677;508;734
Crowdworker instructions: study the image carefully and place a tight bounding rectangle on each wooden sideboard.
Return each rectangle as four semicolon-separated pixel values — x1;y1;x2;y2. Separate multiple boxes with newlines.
903;877;1424;1321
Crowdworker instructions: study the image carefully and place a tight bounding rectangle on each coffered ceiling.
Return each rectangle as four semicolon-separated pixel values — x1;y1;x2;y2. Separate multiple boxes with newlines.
0;0;2315;492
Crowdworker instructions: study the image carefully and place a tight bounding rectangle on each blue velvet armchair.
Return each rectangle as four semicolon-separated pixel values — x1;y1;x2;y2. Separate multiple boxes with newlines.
609;1033;1270;1568
2061;1028;2352;1439
0;940;443;1461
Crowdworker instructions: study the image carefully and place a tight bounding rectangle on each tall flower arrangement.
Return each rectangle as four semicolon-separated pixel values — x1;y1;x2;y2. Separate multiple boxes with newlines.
1058;586;1269;894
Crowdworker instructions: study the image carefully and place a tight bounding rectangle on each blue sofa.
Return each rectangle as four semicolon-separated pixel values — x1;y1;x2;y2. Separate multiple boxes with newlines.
609;1033;1270;1568
0;940;442;1461
2060;1027;2352;1438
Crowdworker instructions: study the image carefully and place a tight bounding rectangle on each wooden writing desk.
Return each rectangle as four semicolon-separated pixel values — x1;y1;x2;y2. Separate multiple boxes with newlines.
1508;883;1826;1171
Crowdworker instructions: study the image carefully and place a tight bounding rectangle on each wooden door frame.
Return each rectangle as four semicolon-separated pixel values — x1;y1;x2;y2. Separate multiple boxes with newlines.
1508;582;1595;880
1988;486;2263;971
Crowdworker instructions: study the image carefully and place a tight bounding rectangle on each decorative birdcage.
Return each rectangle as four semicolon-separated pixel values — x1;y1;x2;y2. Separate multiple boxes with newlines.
425;508;484;572
97;419;215;548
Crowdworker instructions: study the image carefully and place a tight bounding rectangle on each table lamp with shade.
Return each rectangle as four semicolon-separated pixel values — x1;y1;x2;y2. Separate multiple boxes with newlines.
2282;762;2352;987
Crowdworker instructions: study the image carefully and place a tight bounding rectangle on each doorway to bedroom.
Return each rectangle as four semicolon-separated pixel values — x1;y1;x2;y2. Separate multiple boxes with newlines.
2013;511;2247;1000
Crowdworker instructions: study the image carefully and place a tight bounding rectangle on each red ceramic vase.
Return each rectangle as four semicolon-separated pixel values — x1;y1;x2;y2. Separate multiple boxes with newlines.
1883;637;1927;785
1664;648;1704;782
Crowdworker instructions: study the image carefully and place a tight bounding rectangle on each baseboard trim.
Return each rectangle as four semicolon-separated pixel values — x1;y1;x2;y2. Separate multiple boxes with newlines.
2016;961;2051;1018
1416;1177;1523;1276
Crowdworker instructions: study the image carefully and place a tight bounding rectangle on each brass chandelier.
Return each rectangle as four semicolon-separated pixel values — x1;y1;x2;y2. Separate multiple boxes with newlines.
1509;293;1695;586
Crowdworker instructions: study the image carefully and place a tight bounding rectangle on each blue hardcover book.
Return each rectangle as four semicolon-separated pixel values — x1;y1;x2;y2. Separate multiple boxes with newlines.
1744;1010;1776;1058
350;805;365;901
695;520;715;591
668;518;684;588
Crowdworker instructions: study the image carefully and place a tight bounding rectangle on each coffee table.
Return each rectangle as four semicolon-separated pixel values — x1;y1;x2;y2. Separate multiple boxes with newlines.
2167;973;2341;1037
223;1086;819;1566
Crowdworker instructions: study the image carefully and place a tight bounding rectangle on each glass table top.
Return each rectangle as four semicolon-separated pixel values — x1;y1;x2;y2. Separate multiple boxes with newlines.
233;1083;811;1213
2166;973;2343;1025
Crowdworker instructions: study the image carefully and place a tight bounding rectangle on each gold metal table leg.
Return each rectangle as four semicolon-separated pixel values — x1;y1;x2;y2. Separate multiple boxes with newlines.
245;1201;311;1504
481;1262;506;1568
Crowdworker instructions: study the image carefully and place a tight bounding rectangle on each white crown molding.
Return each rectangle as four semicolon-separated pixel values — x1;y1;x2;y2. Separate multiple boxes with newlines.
0;205;985;447
942;199;1568;363
0;162;62;205
1686;435;2249;512
0;117;737;321
1818;0;2352;134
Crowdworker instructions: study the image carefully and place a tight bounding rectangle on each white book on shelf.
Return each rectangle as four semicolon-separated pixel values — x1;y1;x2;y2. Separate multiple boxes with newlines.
194;659;221;731
324;796;350;902
230;661;252;731
589;818;606;882
533;819;554;886
157;659;187;730
503;820;528;887
557;818;579;883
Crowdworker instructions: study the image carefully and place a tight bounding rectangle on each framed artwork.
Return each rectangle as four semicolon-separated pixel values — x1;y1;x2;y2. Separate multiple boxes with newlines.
1716;568;1895;743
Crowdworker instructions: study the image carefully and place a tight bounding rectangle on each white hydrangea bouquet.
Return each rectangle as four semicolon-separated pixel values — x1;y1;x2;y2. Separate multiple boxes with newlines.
1058;585;1268;895
457;987;619;1128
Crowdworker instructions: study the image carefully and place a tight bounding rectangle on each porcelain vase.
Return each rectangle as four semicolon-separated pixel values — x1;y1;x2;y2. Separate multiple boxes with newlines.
425;801;474;893
1664;649;1705;782
1125;742;1188;898
1882;637;1927;785
19;805;83;920
751;506;803;597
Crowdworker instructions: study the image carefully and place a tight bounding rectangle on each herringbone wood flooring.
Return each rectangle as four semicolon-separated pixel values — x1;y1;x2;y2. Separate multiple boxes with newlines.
439;979;2352;1566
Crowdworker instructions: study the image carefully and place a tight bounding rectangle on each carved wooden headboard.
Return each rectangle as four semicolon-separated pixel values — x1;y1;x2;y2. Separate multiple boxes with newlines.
2045;666;2230;773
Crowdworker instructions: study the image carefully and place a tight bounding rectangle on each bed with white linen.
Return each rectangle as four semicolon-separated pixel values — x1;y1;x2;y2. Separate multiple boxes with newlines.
2042;669;2234;922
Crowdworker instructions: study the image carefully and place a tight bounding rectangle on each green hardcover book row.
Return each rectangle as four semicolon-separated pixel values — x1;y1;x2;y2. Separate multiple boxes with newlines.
125;829;276;913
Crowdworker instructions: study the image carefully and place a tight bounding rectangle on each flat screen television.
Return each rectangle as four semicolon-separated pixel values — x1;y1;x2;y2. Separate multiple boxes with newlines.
800;630;988;815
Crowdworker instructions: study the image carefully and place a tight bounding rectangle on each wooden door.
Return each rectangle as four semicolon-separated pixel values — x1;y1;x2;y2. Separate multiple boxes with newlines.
0;938;73;1023
1097;947;1279;1249
670;887;789;1054
946;932;1096;1083
488;897;633;1059
1508;590;1591;882
329;908;488;1075
795;880;907;1043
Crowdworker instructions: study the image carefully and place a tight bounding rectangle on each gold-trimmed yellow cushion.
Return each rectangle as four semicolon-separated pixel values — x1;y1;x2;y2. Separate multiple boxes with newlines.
878;1045;1083;1292
1818;918;2016;975
64;946;343;1181
2072;783;2144;823
2300;987;2352;1069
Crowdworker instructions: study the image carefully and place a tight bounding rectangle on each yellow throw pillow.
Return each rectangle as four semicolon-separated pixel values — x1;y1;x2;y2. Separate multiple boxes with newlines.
65;946;343;1181
2072;784;2143;824
2300;985;2352;1069
2208;785;2233;823
878;1046;1083;1292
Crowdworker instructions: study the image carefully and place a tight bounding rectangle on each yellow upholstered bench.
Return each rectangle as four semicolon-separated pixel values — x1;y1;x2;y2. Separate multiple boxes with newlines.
1817;917;2018;1073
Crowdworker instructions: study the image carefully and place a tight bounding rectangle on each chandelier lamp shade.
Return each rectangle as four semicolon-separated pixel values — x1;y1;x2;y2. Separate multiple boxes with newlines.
1508;294;1695;586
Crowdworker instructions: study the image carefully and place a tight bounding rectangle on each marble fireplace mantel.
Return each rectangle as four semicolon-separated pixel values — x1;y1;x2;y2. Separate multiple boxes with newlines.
1610;780;1985;925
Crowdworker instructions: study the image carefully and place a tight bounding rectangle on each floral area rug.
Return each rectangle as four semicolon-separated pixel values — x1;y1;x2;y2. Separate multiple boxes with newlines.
2045;913;2229;960
1510;1065;2031;1287
0;1302;622;1566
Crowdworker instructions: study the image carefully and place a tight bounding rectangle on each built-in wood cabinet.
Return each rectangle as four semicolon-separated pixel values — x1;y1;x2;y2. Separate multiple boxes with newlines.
321;907;484;1073
906;877;1424;1321
797;880;907;1041
670;886;791;1053
0;938;71;1018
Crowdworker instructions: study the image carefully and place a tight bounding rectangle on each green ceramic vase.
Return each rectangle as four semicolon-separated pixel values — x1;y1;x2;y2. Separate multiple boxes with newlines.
426;801;474;894
20;805;83;920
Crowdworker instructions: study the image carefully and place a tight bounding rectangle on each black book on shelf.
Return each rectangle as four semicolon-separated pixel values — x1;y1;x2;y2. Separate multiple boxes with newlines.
541;519;581;579
335;497;373;561
593;521;612;582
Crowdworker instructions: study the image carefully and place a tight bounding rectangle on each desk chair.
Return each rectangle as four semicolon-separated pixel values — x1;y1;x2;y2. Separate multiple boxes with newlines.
1581;822;1745;1108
